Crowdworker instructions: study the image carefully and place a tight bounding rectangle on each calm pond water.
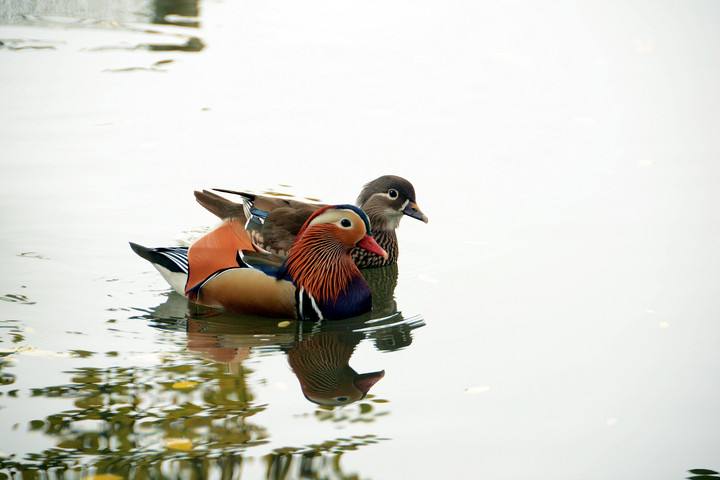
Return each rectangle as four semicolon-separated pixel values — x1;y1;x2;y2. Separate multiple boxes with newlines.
2;1;720;478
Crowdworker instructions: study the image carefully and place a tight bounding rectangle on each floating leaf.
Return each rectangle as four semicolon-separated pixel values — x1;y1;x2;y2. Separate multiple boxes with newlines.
689;470;719;475
165;438;193;451
277;321;291;328
83;474;123;480
171;381;198;390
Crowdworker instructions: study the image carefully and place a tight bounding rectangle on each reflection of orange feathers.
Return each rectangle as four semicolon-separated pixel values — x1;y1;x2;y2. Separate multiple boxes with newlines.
186;319;250;364
186;219;254;294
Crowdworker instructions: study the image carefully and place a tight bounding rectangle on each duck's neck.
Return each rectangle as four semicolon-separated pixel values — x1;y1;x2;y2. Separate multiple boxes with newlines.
350;210;399;267
363;207;403;232
285;228;363;303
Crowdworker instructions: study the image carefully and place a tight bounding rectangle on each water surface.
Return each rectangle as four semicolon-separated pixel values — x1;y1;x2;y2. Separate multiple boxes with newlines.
1;0;720;478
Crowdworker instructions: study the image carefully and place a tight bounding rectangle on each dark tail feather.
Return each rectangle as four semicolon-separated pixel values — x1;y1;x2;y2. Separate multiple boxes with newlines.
194;189;248;220
129;242;188;273
129;242;155;262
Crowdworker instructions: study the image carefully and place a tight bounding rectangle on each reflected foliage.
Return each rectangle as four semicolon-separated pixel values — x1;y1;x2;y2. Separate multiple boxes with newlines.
0;0;205;57
152;0;200;28
0;320;24;388
144;37;205;53
0;264;423;478
265;436;388;480
0;0;200;28
1;355;268;475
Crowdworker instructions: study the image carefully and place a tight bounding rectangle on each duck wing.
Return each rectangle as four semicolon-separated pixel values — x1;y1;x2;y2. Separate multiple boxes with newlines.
193;190;249;221
195;189;321;255
213;188;324;213
257;204;317;255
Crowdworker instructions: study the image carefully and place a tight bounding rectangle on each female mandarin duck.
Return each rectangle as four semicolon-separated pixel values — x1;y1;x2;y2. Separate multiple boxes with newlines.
130;205;387;320
194;175;428;268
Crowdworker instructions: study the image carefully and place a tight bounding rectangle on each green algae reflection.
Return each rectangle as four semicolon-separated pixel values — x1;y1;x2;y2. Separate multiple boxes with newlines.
0;281;424;478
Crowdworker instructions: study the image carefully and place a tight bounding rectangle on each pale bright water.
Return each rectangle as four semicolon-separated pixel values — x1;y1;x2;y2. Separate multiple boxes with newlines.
1;1;720;479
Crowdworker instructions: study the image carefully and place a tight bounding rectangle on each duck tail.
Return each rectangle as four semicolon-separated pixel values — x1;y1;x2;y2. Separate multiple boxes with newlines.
129;242;189;295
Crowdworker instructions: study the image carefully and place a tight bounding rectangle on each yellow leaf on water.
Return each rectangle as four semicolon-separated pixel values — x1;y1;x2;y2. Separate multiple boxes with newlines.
165;438;193;451
277;321;291;328
171;381;198;390
83;475;123;480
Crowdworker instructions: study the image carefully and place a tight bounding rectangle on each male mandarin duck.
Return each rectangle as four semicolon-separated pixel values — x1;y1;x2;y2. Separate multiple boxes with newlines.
194;175;428;268
130;205;388;320
286;331;384;406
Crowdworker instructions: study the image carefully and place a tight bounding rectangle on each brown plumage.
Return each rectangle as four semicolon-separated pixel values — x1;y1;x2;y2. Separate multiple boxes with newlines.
194;175;427;268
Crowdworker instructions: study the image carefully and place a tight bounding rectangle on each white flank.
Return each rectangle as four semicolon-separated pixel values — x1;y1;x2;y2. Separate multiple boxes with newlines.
153;264;187;295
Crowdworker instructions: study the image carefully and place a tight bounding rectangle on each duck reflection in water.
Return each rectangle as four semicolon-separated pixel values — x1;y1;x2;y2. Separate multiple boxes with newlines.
183;311;422;407
148;263;423;406
287;331;384;406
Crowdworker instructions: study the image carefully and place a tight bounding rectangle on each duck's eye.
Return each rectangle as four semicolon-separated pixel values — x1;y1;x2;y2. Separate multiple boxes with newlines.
335;396;349;403
340;218;352;228
388;189;398;199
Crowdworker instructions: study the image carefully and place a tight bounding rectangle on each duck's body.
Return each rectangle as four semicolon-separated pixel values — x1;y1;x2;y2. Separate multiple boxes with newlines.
195;175;427;268
131;205;387;321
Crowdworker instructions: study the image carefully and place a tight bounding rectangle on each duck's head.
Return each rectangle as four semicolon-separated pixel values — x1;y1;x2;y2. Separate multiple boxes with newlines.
287;332;386;407
286;205;387;304
302;369;386;407
356;175;428;230
294;204;388;259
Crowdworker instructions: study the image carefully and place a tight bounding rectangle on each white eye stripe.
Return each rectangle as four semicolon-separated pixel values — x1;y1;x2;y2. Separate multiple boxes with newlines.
308;209;360;227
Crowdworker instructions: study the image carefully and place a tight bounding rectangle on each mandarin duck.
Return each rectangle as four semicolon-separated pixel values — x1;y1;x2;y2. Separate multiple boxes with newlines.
130;205;388;320
194;175;428;268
